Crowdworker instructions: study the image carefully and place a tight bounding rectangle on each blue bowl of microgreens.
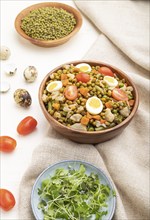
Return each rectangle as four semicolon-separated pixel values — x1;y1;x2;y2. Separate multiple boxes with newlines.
31;160;116;220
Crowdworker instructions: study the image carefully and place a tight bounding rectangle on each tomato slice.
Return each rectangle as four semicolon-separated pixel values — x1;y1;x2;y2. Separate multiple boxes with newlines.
76;72;90;83
64;85;78;100
0;189;16;211
0;136;17;153
112;88;128;101
17;116;37;135
98;66;114;77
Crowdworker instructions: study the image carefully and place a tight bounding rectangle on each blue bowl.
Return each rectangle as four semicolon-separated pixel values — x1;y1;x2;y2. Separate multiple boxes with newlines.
31;160;116;220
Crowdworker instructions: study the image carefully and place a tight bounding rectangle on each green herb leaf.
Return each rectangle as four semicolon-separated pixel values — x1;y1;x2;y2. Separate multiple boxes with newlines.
37;164;114;220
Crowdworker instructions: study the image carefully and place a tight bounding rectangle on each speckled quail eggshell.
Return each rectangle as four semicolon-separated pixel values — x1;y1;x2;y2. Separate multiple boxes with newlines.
0;46;11;60
14;89;32;107
0;81;10;93
4;63;17;76
23;66;38;83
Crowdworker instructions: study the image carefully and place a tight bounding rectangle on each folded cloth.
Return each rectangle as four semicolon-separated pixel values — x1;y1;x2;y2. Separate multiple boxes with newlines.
19;0;149;219
74;0;149;71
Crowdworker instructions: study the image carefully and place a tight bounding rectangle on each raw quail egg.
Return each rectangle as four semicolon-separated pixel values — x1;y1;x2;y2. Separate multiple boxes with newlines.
4;63;17;76
76;63;92;72
23;66;38;83
14;89;32;107
103;76;118;89
0;46;11;60
46;81;62;92
86;96;103;115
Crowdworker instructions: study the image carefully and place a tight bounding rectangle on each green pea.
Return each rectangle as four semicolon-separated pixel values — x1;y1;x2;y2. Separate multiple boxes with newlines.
88;127;94;131
112;109;118;114
107;90;112;96
58;70;62;74
98;94;102;98
119;83;124;88
113;104;118;109
49;110;54;115
76;82;80;87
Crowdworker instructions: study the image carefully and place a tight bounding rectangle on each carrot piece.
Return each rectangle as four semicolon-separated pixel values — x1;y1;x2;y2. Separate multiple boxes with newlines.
81;116;89;125
52;103;60;110
100;119;106;124
62;79;69;86
92;115;101;120
61;74;68;80
128;99;135;106
74;68;80;72
86;112;92;119
79;87;89;97
105;101;113;108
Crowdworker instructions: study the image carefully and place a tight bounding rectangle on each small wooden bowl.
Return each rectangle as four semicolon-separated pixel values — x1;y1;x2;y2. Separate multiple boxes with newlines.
39;60;139;144
14;2;82;47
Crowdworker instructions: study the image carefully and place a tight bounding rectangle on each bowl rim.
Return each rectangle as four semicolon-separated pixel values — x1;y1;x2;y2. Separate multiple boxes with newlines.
14;2;83;45
39;60;139;135
31;160;116;220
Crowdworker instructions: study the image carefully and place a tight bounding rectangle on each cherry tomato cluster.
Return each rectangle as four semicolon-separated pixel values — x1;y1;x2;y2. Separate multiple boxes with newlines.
0;116;37;211
64;66;128;102
0;116;37;153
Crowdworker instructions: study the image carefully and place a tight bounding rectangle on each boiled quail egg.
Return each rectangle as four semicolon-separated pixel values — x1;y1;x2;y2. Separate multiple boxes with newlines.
103;76;118;89
76;63;92;72
86;96;103;115
46;81;62;92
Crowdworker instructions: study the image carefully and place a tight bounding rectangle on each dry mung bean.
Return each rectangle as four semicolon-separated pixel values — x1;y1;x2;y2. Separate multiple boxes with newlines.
21;7;76;40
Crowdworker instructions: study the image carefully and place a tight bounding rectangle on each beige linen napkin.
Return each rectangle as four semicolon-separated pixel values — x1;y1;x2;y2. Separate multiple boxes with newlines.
74;0;149;72
19;0;149;219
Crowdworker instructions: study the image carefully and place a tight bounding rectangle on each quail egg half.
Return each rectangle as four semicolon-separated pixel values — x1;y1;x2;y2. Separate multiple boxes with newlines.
23;66;38;83
46;81;62;92
86;96;103;115
103;76;118;89
75;63;92;72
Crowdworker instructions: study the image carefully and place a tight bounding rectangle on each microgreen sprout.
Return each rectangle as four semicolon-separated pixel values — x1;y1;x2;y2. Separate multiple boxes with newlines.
38;164;114;220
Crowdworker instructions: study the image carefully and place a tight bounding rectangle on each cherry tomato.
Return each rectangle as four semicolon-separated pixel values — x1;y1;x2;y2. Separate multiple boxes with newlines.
98;66;114;77
76;72;90;83
64;85;78;100
17;116;37;135
0;189;16;211
112;88;128;101
0;136;17;153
